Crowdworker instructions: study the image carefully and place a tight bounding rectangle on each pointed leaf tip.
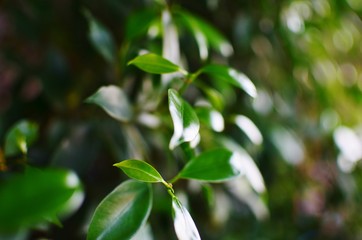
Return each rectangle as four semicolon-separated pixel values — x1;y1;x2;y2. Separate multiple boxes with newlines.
128;53;187;75
114;160;164;183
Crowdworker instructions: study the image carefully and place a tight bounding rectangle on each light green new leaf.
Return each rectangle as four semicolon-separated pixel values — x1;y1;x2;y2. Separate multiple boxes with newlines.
128;53;187;75
0;167;83;233
201;65;257;98
168;89;200;150
178;148;241;182
113;160;164;183
85;85;132;122
87;180;152;240
84;10;117;63
4;120;38;157
172;196;201;240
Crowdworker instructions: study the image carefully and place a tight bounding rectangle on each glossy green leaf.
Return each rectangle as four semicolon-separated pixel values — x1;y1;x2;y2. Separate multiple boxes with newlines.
125;9;159;40
84;10;117;63
85;85;132;122
175;10;233;58
178;148;241;182
4;120;38;157
172;196;201;240
234;115;263;145
201;65;257;98
220;137;266;193
196;107;224;132
113;159;164;183
0;167;83;233
87;180;152;240
128;53;187;75
168;89;200;150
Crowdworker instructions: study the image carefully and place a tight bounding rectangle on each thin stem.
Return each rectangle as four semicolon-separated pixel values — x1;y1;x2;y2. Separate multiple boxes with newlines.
168;174;180;184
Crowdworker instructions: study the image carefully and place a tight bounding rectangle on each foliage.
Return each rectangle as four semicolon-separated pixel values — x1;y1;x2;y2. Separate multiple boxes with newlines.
1;0;362;239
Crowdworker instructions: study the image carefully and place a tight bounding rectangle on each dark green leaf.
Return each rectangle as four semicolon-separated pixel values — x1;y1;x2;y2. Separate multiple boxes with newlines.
85;85;132;122
172;196;201;240
113;159;164;183
168;89;200;149
128;53;187;75
126;9;159;40
87;180;152;240
83;10;117;63
4;120;38;157
178;148;241;182
0;168;83;233
201;65;257;98
175;10;233;58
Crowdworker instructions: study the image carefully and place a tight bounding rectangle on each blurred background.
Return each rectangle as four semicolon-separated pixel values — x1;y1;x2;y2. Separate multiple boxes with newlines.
1;0;362;239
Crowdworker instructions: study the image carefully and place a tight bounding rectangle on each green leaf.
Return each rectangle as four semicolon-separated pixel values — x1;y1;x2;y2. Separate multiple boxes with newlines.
172;196;201;240
4;120;38;157
196;107;224;132
175;10;233;59
125;9;159;40
83;10;117;63
178;148;241;182
113;159;164;183
0;167;83;233
128;53;187;75
200;65;257;98
87;180;152;240
168;89;200;150
85;85;132;122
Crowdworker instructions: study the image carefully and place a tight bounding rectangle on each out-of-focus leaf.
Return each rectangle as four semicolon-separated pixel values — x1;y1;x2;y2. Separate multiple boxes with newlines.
126;9;159;40
85;85;132;122
84;10;117;63
220;137;266;193
0;167;83;233
4;120;38;157
131;223;153;240
168;89;200;150
200;65;257;98
114;159;164;183
202;87;225;111
175;10;233;58
172;196;201;240
196;107;224;132
233;115;263;145
87;180;152;240
178;149;241;182
128;53;187;75
161;9;182;86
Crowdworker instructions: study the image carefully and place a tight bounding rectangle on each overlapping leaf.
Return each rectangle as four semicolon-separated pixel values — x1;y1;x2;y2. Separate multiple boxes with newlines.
178;148;242;182
168;89;200;150
201;65;257;98
87;180;152;240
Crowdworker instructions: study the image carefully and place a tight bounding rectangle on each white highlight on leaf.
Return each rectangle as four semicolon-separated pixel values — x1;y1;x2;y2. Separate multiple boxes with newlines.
219;42;234;57
65;172;80;188
271;127;304;165
228;69;257;98
234;115;263;145
195;31;208;60
221;138;266;194
172;198;201;240
334;126;362;163
210;110;224;132
162;10;181;85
